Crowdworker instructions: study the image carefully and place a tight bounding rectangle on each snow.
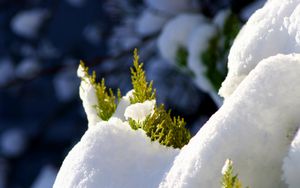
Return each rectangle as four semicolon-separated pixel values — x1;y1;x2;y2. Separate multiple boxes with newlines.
144;0;198;15
282;129;300;188
136;9;170;36
0;128;27;157
0;58;15;86
53;117;179;188
219;0;300;99
186;23;224;106
221;159;232;175
15;58;40;79
11;9;49;39
31;165;57;188
159;54;300;188
112;90;133;121
124;100;155;122
77;63;86;78
187;23;216;93
78;64;101;127
158;14;206;64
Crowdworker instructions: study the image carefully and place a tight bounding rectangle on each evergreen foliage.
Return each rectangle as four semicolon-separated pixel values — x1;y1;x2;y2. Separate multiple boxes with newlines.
80;50;191;148
129;104;191;148
130;48;156;104
79;61;118;121
128;49;191;148
222;159;247;188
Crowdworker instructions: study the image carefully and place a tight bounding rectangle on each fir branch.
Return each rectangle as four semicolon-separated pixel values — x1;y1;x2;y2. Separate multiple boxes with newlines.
130;48;156;104
129;104;191;149
221;159;248;188
128;49;190;148
80;61;118;121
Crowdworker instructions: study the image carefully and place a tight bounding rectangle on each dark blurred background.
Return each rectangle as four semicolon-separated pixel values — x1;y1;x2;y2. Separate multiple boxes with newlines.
0;0;264;187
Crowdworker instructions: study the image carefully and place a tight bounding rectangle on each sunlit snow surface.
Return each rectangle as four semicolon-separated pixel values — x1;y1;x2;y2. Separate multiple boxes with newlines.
220;0;300;98
53;118;178;188
160;54;300;188
283;129;300;188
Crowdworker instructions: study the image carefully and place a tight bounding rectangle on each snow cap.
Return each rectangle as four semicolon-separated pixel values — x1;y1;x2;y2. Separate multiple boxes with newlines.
219;0;300;99
160;54;300;188
124;100;156;122
53;118;179;188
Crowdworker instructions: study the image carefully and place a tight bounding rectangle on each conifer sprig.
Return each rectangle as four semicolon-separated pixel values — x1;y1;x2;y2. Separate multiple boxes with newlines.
128;104;191;148
143;104;191;148
130;48;156;104
128;50;191;148
79;61;118;121
80;50;191;148
222;159;247;188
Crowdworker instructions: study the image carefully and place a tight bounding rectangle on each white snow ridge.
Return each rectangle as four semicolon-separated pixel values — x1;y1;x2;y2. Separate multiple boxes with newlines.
220;0;300;99
53;118;178;188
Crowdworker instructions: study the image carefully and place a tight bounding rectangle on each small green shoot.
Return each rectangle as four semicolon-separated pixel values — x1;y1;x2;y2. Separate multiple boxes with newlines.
79;61;118;121
128;50;191;148
130;48;156;104
221;159;248;188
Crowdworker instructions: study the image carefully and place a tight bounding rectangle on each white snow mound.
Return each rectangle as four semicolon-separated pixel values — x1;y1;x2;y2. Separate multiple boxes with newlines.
112;90;133;121
220;0;300;99
53;118;179;188
160;54;300;188
124;100;155;122
282;129;300;188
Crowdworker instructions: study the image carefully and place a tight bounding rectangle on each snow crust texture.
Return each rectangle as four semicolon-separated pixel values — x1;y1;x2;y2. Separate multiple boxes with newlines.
160;54;300;188
124;100;155;122
53;118;179;188
220;0;300;99
283;129;300;188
